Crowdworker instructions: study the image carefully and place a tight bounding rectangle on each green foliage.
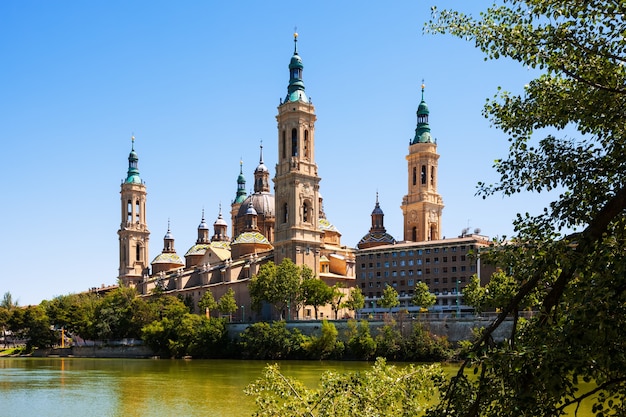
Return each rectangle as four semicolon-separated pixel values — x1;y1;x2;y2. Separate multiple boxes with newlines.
329;284;345;320
341;287;365;314
300;278;333;319
217;288;238;320
239;321;305;360
246;357;445;417
303;320;343;360
249;259;305;320
403;322;451;363
378;284;400;312
198;290;218;317
374;321;403;361
1;292;18;310
412;282;437;310
345;319;376;360
426;1;626;415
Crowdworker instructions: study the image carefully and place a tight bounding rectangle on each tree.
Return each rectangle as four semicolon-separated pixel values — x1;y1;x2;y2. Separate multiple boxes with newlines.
245;358;444;417
378;284;399;313
300;278;333;320
426;1;626;415
1;292;18;310
248;258;305;320
198;290;217;318
329;283;346;320
411;282;436;311
341;287;365;318
217;288;238;321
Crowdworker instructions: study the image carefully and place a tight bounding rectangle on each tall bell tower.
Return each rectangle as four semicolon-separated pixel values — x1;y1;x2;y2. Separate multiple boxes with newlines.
118;136;150;287
401;85;444;242
273;32;322;274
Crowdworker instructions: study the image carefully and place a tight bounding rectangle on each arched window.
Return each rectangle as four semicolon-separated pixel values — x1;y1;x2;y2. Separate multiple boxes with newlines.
282;131;286;159
127;200;132;223
431;166;435;186
136;244;141;261
291;128;298;157
412;227;417;242
412;167;417;186
135;200;140;222
304;130;309;159
421;166;426;185
283;203;289;223
303;201;309;222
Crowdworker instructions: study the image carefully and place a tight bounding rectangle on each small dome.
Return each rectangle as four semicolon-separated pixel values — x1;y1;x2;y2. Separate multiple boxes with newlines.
237;193;275;218
151;252;184;266
246;203;258;216
198;217;208;230
357;232;397;249
255;162;269;173
417;100;429;115
214;213;227;227
164;229;174;240
289;54;303;70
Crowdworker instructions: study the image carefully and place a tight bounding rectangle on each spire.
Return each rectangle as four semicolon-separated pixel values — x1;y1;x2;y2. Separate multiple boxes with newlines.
125;135;142;184
163;219;175;252
285;31;307;103
254;141;270;193
212;203;229;242
412;82;433;144
197;208;209;244
234;159;247;204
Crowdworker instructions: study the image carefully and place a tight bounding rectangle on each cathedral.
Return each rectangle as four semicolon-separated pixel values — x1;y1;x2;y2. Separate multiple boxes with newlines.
117;33;357;320
116;34;494;319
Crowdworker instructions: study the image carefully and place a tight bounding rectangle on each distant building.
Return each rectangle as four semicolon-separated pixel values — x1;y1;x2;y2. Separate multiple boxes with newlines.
355;84;495;314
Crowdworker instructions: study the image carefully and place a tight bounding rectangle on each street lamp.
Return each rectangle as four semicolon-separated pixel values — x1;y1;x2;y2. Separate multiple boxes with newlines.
241;305;245;323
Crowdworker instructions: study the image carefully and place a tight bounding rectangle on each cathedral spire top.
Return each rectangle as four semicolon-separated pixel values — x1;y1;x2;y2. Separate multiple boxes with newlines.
286;31;307;103
412;82;433;144
125;135;141;184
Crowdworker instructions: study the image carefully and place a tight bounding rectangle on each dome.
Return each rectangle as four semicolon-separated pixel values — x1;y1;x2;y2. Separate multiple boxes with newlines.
214;215;227;227
164;229;174;240
289;54;303;70
232;231;271;246
151;252;184;266
357;232;397;249
417;100;429;115
198;217;208;230
237;192;275;218
255;162;269;173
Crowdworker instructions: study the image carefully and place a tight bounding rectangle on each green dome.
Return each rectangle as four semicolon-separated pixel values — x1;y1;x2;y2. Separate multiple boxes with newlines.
411;88;434;145
285;34;308;103
125;140;142;183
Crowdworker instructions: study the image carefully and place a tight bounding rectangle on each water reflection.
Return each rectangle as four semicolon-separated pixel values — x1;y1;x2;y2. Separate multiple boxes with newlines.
0;358;595;416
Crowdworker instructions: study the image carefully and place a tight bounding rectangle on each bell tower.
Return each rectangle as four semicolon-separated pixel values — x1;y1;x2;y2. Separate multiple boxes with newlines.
401;85;444;242
273;32;322;274
118;136;150;287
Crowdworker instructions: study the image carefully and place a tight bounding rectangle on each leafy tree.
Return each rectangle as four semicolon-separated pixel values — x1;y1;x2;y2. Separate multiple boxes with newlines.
198;290;217;318
0;307;9;348
248;259;306;320
341;287;365;318
217;288;238;321
303;319;343;359
239;321;305;360
1;292;18;309
345;319;376;360
246;358;445;417
461;274;487;314
378;284;399;313
329;283;345;320
300;278;333;319
426;1;626;415
411;282;437;311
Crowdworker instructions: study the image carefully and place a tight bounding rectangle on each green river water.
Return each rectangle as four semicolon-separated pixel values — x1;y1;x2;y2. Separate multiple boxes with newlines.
0;357;596;416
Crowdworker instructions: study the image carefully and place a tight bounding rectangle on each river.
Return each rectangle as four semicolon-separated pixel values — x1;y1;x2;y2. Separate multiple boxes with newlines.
0;357;596;416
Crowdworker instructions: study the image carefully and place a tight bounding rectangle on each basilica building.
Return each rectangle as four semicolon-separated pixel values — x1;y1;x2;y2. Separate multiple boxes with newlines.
117;34;356;321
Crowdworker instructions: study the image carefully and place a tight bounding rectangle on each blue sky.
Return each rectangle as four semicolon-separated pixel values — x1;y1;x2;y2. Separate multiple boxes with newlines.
1;1;549;305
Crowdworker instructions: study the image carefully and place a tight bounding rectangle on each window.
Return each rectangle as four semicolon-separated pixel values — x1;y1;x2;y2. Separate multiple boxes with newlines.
443;277;448;284
443;267;448;273
412;227;417;241
400;271;406;276
376;271;381;277
461;255;466;262
417;249;423;255
425;249;431;254
425;258;430;264
136;244;141;261
291;128;298;156
461;266;466;272
384;271;389;277
421;165;426;184
408;270;414;276
408;279;414;286
434;257;439;263
304;130;309;159
392;271;398;277
400;260;405;266
452;256;457;262
443;256;448;262
376;262;381;267
417;259;422;265
412;167;417;186
392;261;397;266
417;269;423;275
135;200;140;222
127;200;132;223
283;203;288;223
452;266;457;272
303;201;309;222
400;251;406;257
384;262;390;268
282;131;286;159
369;263;373;268
408;259;414;266
425;268;431;274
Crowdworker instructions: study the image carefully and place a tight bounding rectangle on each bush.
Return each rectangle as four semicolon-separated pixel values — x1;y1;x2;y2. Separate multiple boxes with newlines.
239;321;305;359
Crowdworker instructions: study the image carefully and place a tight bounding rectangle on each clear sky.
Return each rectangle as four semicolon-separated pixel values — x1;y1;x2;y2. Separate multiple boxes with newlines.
1;1;549;306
